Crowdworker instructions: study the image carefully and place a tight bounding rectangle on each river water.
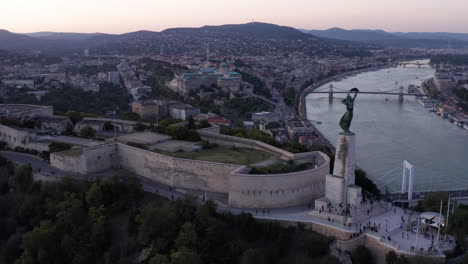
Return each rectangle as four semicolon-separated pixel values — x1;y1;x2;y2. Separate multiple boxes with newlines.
306;60;468;193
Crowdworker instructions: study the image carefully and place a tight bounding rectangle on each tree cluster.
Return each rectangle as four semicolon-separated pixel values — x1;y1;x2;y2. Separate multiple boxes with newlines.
220;126;308;153
0;157;338;264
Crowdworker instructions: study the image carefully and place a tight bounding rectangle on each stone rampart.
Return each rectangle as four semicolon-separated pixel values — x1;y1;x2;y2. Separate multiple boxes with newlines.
198;128;294;159
228;151;330;208
50;143;118;174
335;232;446;264
117;143;241;193
0;124;49;152
0;104;53;119
50;141;330;209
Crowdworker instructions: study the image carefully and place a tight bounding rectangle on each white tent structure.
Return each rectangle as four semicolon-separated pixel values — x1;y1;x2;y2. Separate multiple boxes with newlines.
420;212;445;230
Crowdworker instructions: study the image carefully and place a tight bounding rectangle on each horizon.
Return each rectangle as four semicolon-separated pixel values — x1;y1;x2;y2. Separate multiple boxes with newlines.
2;0;468;34
7;22;468;36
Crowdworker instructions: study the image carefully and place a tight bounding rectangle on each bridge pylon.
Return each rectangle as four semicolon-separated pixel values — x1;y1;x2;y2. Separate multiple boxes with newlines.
398;86;404;103
328;84;333;103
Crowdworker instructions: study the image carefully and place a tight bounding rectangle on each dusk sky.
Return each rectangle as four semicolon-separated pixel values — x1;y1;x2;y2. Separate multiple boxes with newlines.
3;0;468;34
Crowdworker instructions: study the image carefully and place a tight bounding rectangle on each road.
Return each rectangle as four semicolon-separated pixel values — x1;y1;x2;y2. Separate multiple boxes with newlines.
0;151;58;174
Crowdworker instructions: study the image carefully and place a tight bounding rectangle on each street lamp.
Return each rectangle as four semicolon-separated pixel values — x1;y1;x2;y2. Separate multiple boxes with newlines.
203;177;208;202
414;215;420;251
112;104;119;138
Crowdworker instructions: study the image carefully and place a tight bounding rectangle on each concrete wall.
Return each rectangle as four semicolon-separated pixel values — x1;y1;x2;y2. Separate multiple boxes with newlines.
198;127;295;159
335;233;446;264
117;143;241;193
0;104;53;119
0;124;49;152
50;144;118;174
228;151;329;208
50;141;330;209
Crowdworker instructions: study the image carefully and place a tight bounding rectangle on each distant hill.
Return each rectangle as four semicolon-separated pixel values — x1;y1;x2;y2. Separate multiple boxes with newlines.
163;22;319;40
0;23;324;55
24;32;102;40
302;28;468;49
0;29;44;50
391;32;468;42
304;27;398;41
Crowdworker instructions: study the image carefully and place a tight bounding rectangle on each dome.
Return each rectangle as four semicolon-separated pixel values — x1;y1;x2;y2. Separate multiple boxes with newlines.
220;62;228;67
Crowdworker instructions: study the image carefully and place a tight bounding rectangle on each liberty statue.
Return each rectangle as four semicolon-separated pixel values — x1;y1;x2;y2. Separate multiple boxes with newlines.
339;88;359;134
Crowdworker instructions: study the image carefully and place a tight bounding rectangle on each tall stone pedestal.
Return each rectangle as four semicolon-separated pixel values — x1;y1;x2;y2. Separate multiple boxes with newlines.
333;133;356;184
324;133;361;207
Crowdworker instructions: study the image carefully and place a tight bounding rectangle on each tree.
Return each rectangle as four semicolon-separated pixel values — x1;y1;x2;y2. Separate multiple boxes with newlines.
148;254;170;264
175;222;199;250
19;220;59;264
199;119;210;129
122;112;140;121
385;250;409;264
447;204;468;243
351;245;372;264
265;122;280;129
415;191;449;212
49;142;71;153
134;122;147;131
103;121;114;131
385;251;398;264
355;169;381;198
80;125;96;139
187;116;196;129
15;164;33;192
171;248;202;264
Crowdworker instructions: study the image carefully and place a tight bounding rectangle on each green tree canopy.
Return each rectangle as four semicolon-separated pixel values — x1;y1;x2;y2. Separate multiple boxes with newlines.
80;125;96;139
122;112;140;121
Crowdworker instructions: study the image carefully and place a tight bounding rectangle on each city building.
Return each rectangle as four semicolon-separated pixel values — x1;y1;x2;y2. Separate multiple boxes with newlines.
286;117;314;141
132;100;180;122
167;63;242;97
170;104;200;120
108;71;120;85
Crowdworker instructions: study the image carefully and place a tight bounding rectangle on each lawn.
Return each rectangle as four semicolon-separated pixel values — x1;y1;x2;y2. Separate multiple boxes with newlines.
156;147;271;165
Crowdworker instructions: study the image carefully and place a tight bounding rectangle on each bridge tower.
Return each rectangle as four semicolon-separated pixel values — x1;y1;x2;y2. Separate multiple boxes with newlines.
399;86;404;103
401;160;414;201
328;84;333;103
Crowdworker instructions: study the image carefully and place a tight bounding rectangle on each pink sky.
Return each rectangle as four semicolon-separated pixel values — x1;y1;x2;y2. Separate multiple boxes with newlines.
3;0;468;34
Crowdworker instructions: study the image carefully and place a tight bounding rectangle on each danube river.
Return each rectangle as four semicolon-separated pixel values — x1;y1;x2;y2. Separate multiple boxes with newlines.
306;61;468;193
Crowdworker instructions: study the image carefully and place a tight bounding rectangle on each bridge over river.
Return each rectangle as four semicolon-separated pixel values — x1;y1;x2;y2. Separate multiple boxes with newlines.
306;84;432;103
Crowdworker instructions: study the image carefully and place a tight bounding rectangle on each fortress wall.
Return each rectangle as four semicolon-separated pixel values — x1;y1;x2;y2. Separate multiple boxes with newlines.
82;144;119;173
0;124;49;152
50;142;330;209
27;142;50;153
0;124;31;149
335;233;445;264
50;153;85;174
117;143;242;193
50;143;117;175
198;129;295;159
228;151;330;208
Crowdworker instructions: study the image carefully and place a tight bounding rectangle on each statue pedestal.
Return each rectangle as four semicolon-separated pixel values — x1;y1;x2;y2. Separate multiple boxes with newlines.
323;133;361;207
333;133;356;184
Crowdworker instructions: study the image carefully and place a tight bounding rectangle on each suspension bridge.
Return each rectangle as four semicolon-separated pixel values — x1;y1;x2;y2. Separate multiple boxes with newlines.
399;61;430;68
370;161;468;203
307;85;432;103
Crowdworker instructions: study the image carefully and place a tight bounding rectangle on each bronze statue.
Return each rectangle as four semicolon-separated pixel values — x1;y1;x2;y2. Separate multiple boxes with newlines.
339;88;359;134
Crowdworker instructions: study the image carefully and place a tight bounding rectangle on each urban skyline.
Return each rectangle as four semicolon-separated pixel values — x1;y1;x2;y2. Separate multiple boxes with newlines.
3;0;468;34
